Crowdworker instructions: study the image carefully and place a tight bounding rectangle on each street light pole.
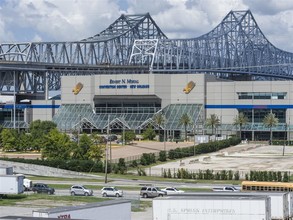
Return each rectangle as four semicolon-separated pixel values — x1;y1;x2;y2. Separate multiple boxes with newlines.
193;124;196;156
163;127;166;151
13;71;16;130
77;114;81;146
283;123;287;156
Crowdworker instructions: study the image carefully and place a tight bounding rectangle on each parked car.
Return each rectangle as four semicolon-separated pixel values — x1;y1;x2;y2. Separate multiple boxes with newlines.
140;186;166;198
107;135;118;142
70;185;93;196
101;187;123;197
212;186;240;192
32;183;55;195
161;187;185;195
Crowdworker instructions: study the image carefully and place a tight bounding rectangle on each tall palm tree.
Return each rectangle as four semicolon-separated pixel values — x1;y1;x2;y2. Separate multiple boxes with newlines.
153;112;165;128
206;114;220;136
153;112;166;140
263;112;279;145
179;113;192;142
233;112;249;140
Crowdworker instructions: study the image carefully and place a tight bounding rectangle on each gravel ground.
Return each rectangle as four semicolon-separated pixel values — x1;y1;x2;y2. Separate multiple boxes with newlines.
150;143;293;175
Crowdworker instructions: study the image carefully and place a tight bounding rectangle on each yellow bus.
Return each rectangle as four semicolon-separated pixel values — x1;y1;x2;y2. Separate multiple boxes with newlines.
241;181;293;192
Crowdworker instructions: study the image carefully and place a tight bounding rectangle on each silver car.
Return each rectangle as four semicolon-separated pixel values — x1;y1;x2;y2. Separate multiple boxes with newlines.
101;187;123;197
70;185;93;196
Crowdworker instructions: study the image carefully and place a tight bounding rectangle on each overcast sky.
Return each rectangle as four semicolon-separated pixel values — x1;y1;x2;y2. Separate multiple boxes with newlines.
0;0;292;51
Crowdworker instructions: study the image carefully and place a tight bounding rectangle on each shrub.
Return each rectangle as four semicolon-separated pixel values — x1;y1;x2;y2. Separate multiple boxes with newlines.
159;151;167;162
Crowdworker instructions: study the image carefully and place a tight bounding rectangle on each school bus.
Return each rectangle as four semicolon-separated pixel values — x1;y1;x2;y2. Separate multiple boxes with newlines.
241;181;293;192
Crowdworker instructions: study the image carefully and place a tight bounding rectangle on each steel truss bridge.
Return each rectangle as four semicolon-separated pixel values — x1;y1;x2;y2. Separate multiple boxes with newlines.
0;10;292;95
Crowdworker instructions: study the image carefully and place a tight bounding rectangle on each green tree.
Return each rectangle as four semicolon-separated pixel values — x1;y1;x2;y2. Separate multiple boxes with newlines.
124;130;136;144
179;113;192;141
233;112;249;140
206;114;220;136
87;133;105;161
0;129;18;151
263;112;278;145
17;132;33;152
41;128;72;159
72;133;93;160
142;126;156;140
29;120;57;151
29;120;57;134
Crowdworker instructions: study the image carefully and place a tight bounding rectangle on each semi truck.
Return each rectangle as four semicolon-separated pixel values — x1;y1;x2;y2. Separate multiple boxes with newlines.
0;174;25;197
32;200;131;220
171;192;290;220
23;178;33;191
153;196;271;220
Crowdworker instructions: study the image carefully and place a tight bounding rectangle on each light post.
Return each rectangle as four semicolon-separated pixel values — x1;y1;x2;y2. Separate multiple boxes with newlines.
283;123;287;156
13;71;16;129
193;124;196;156
122;123;125;145
17;111;20;133
162;113;166;152
77;114;81;146
163;127;166;152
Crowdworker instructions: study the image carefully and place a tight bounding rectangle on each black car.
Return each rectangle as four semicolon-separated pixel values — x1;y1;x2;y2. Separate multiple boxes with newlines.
32;183;55;195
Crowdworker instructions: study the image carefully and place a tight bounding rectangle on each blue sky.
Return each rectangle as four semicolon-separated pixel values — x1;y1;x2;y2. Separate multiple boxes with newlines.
0;0;292;51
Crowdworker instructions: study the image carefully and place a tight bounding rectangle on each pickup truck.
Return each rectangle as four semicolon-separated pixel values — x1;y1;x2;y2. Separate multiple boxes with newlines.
212;186;240;192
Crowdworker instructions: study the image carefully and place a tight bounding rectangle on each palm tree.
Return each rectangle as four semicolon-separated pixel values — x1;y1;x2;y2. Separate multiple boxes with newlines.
153;112;166;141
206;114;220;136
263;112;279;145
233;112;249;140
179;113;192;142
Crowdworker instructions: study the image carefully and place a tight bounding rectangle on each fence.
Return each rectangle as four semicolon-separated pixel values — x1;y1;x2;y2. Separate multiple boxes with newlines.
111;151;161;164
140;167;291;181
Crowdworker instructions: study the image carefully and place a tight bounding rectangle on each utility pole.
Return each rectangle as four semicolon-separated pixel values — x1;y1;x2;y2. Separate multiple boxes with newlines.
109;128;112;164
105;116;110;183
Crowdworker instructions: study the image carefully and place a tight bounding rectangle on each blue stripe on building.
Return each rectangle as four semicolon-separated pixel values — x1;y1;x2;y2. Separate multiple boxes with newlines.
0;104;60;109
205;105;293;109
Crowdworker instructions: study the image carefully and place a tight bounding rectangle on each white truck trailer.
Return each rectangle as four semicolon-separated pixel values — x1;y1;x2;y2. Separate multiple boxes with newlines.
0;174;24;197
175;192;289;219
153;196;271;220
32;200;131;220
0;167;13;175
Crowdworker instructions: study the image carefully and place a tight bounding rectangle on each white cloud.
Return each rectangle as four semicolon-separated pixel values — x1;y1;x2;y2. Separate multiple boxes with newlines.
0;0;123;42
0;0;292;52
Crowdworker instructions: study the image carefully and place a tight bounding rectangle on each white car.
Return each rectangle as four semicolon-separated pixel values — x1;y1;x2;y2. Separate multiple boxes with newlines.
70;185;93;196
101;186;123;197
161;187;185;195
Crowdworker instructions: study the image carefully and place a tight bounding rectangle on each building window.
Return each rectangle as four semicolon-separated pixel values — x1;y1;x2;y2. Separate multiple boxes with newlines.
238;109;286;123
237;92;286;100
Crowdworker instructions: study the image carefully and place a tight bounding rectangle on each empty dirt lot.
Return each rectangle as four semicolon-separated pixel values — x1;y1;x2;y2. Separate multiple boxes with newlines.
151;143;293;175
